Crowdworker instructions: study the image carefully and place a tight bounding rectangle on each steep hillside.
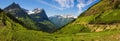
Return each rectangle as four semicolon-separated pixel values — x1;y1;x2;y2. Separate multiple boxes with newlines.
0;9;53;41
56;0;120;34
0;8;26;41
80;0;120;16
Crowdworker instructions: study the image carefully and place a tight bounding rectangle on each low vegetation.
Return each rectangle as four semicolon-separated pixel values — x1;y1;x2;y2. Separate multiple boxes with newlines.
1;0;120;41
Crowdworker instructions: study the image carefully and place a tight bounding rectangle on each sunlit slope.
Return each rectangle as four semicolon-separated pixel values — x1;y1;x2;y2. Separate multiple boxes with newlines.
56;0;120;34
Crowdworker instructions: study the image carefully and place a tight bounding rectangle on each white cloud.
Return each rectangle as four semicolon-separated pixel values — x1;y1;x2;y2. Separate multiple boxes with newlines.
37;0;95;13
77;3;85;13
37;0;64;10
37;0;75;10
77;0;95;13
55;0;74;8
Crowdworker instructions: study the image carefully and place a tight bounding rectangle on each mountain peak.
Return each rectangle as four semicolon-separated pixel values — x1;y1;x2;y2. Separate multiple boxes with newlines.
4;2;21;10
12;2;16;5
29;8;49;21
33;8;44;13
27;8;45;14
4;2;29;18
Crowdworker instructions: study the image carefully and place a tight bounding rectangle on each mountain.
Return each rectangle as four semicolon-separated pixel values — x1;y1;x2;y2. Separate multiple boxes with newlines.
1;0;120;41
0;8;26;41
4;2;29;18
3;2;39;30
0;9;53;41
28;8;49;22
1;8;120;41
0;9;28;30
27;8;57;32
49;15;76;28
3;2;56;32
56;0;120;34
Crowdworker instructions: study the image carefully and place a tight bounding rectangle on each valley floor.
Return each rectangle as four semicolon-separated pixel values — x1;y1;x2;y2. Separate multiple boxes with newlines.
54;30;120;41
1;26;120;41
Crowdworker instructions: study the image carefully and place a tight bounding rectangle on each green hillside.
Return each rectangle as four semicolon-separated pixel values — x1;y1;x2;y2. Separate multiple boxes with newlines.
80;0;120;16
1;0;120;41
3;3;57;33
56;0;120;34
0;9;55;41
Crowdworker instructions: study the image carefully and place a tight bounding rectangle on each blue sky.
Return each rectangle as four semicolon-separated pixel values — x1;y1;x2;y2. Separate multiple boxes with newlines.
0;0;100;17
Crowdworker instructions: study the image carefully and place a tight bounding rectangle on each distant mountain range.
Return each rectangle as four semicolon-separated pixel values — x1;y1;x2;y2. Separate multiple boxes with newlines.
49;15;76;28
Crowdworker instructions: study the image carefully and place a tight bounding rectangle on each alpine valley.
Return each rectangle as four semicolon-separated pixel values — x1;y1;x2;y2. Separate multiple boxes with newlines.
0;0;120;41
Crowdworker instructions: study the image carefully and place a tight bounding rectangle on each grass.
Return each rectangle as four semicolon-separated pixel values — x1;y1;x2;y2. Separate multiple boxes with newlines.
81;0;120;16
1;27;120;41
73;30;120;41
1;12;119;41
93;9;120;24
56;24;91;34
1;0;120;41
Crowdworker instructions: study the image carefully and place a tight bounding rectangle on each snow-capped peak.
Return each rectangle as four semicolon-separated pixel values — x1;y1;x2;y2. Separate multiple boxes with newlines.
60;14;77;18
32;8;42;13
26;8;43;15
27;11;35;14
50;14;77;18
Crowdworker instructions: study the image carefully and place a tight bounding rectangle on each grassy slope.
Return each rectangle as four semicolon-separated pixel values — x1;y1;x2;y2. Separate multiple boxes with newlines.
39;20;57;32
0;5;120;41
80;0;120;16
56;0;120;34
1;0;120;41
0;9;50;41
